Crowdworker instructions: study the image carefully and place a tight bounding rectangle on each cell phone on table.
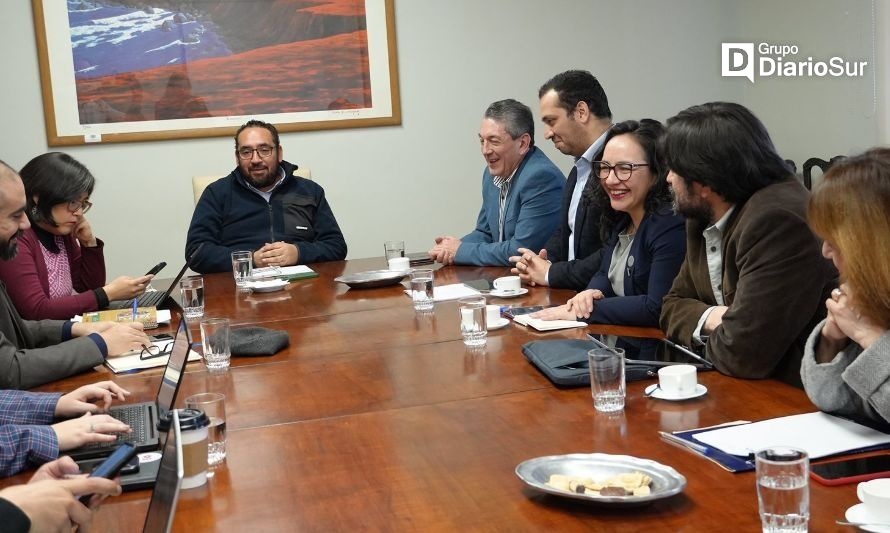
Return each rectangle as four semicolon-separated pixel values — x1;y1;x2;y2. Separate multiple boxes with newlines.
145;262;167;276
810;454;890;486
78;443;138;504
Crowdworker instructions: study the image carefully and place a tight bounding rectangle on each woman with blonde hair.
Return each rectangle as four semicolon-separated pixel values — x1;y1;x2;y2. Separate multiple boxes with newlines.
801;147;890;428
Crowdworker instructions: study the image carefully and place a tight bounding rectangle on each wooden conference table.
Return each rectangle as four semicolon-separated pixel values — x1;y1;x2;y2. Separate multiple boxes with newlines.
7;258;861;531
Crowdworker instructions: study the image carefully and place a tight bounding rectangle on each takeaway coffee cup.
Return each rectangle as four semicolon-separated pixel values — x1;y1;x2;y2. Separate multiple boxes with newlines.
657;364;698;397
159;408;210;489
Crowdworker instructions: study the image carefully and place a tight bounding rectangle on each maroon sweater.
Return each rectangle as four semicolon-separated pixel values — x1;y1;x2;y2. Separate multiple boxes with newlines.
0;227;106;320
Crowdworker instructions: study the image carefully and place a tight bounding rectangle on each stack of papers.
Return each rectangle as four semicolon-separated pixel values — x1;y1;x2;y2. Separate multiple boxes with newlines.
252;265;318;281
513;314;587;331
660;412;890;472
403;283;481;302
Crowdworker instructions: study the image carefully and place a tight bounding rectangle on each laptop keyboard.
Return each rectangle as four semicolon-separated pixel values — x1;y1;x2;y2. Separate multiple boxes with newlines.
120;290;166;309
78;405;151;451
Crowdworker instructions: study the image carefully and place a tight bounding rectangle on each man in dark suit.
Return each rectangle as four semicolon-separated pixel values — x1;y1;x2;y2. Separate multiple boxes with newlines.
510;70;612;290
659;102;836;386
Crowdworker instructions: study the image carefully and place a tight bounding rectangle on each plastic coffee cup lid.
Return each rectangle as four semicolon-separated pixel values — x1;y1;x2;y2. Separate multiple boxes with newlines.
157;408;210;432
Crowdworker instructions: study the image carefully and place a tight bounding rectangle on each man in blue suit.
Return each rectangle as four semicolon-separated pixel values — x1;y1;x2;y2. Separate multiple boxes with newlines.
428;99;563;266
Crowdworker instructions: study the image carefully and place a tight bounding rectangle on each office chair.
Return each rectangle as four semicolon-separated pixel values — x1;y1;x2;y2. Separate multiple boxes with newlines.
802;156;845;190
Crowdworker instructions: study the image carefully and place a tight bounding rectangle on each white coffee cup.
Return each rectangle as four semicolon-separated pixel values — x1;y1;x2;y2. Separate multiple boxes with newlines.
857;478;890;520
486;304;501;324
657;364;698;397
493;276;521;292
388;257;410;271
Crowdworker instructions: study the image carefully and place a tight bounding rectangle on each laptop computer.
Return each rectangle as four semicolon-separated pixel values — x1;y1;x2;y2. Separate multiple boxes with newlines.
67;316;192;460
109;243;203;310
142;409;184;533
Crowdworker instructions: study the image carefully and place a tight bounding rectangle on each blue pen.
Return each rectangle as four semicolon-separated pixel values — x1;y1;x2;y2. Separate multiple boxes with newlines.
132;298;139;322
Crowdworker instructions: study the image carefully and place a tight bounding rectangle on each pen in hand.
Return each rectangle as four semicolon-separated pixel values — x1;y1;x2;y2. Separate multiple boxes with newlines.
132;298;139;322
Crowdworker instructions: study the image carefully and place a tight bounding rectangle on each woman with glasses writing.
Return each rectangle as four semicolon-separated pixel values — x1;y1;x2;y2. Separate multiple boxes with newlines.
532;120;686;358
0;153;152;319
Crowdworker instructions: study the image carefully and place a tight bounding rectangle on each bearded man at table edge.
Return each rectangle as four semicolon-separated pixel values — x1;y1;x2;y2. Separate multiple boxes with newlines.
185;119;347;273
659;102;837;387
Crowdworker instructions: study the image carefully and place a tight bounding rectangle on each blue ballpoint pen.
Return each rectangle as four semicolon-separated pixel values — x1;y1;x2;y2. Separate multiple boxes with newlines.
132;298;139;322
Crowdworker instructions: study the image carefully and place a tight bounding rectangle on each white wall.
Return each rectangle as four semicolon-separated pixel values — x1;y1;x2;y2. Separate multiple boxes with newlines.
0;0;883;278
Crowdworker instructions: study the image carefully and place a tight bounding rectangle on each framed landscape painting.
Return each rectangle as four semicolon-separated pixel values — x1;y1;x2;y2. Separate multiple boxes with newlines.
32;0;400;146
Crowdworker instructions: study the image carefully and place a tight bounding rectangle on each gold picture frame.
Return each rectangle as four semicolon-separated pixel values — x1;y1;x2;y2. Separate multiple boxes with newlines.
32;0;401;146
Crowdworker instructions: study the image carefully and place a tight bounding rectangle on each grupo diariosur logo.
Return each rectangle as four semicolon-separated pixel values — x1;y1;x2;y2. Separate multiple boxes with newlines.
721;43;868;82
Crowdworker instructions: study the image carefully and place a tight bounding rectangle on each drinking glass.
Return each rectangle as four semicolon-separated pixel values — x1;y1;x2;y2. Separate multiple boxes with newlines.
458;296;487;347
200;318;231;372
587;348;625;412
756;447;809;533
179;276;204;319
231;251;253;288
409;268;434;311
384;240;405;261
186;393;227;466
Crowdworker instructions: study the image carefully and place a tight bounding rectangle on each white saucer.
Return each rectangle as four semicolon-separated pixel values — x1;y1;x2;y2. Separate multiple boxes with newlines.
644;383;708;401
246;279;289;293
487;317;510;330
846;503;890;532
489;288;528;299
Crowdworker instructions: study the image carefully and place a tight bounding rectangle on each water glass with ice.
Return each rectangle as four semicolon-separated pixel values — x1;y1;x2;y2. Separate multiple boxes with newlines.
409;268;434;311
755;447;809;533
587;348;625;412
179;275;205;319
185;392;227;466
458;296;487;347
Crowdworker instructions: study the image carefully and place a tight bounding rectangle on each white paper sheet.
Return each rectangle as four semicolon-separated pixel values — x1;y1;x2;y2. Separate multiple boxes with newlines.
252;265;315;279
403;283;481;302
694;411;890;458
513;314;587;331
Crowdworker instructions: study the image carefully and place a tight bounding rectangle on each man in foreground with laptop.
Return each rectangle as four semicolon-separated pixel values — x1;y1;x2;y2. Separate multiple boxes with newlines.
185;119;347;273
0;160;150;389
0;456;122;531
0;381;132;477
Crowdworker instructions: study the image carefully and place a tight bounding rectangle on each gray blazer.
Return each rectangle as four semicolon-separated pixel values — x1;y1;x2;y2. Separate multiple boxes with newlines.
0;282;105;389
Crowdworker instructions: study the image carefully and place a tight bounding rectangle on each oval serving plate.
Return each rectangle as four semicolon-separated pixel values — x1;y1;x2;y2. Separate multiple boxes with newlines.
334;269;409;289
515;453;686;505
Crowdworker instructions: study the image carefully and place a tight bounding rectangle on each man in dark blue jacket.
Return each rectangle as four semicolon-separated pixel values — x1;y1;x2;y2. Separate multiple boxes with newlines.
186;120;347;273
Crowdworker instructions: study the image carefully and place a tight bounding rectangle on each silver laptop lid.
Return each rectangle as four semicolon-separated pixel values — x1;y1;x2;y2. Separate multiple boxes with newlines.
155;317;191;418
142;409;183;533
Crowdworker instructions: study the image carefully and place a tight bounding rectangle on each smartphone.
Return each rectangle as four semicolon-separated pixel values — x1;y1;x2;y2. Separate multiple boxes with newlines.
150;333;173;342
463;279;493;291
145;262;167;276
78;443;138;504
810;454;890;486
